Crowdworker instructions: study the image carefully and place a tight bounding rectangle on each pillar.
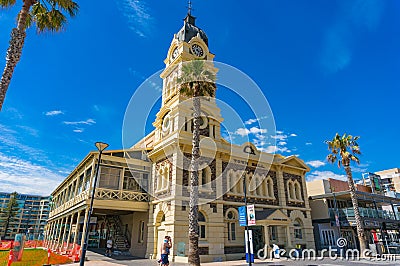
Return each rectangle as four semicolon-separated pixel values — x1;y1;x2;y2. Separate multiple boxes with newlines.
66;213;75;251
60;216;69;251
73;211;81;247
56;217;65;250
264;225;270;258
80;207;90;249
286;225;292;249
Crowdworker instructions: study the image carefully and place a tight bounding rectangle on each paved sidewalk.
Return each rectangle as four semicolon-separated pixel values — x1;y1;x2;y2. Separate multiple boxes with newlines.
71;251;400;266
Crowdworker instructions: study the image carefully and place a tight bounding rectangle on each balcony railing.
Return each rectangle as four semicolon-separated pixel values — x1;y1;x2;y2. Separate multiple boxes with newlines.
94;188;149;202
49;188;149;218
329;207;397;220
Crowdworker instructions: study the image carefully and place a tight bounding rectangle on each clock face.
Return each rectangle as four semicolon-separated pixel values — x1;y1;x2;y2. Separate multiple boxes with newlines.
172;47;179;59
191;44;204;57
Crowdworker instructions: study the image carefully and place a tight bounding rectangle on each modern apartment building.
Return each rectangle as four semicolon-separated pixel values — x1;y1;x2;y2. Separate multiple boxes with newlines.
0;192;50;240
307;178;400;252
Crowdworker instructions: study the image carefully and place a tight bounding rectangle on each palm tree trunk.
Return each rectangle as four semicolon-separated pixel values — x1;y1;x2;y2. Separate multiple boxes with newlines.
0;0;35;110
345;165;368;253
188;85;201;266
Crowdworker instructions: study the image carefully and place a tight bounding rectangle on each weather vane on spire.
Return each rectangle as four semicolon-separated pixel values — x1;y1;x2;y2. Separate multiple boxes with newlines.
187;0;193;15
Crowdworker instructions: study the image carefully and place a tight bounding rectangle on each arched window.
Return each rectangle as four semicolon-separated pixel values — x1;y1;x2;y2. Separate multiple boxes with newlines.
288;181;295;200
226;210;237;241
200;166;212;190
228;170;236;193
295;181;302;201
254;174;265;196
294;218;303;239
198;212;206;239
156;164;169;192
266;177;274;198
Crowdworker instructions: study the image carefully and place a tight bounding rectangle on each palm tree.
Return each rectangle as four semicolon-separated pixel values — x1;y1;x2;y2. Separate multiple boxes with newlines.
325;133;367;253
0;0;79;110
0;192;20;239
177;60;216;266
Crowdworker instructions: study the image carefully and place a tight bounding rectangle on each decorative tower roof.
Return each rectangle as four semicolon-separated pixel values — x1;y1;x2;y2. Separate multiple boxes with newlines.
175;11;208;46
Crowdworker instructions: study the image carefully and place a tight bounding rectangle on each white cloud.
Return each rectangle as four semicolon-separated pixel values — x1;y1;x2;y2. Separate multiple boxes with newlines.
278;141;287;146
307;171;347;182
245;118;258;125
0;153;64;195
235;127;267;137
45;110;64;116
306;160;326;168
117;0;154;38
261;145;291;154
235;128;250;137
306;142;313;145
290;133;297;137
271;134;287;141
73;128;84;133
276;130;284;134
63;118;96;126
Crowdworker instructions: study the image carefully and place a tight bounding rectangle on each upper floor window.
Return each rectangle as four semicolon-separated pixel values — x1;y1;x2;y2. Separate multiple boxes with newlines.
99;166;121;189
288;180;303;202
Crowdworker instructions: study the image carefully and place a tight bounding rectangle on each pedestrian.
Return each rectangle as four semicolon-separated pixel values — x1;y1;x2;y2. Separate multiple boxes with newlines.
272;243;280;259
106;238;113;257
159;236;172;266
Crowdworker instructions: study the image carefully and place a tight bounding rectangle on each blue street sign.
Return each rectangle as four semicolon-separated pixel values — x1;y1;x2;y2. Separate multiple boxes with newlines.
238;206;247;226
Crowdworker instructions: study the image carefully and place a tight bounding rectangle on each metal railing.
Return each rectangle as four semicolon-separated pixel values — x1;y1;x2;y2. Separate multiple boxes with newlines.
329;207;397;220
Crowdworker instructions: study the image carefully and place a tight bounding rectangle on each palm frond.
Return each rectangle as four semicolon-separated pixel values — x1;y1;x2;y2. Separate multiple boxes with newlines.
0;0;15;8
48;0;79;17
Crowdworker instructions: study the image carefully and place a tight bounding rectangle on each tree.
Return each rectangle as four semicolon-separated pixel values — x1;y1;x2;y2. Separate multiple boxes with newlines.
0;0;79;110
325;133;367;253
178;60;216;266
0;192;20;239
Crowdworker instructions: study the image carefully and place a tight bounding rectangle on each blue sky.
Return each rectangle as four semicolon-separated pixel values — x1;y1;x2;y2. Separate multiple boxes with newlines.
0;0;399;195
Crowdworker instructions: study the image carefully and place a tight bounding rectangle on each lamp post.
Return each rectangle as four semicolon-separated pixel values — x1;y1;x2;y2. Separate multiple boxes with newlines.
242;172;252;266
80;142;109;266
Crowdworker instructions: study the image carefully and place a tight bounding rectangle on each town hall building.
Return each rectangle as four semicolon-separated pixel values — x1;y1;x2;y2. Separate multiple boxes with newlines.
45;11;315;263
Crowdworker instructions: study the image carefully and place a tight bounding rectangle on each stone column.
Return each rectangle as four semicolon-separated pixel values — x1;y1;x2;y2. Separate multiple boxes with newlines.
264;225;270;258
66;213;75;251
276;167;286;206
80;207;90;248
60;216;69;251
73;211;81;247
56;217;65;250
286;225;292;249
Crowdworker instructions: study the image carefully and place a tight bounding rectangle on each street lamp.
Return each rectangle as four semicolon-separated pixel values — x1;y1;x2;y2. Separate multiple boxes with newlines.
242;172;252;266
80;142;109;266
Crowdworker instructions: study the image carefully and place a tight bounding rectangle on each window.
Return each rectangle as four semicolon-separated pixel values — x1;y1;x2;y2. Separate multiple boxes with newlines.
138;220;145;243
200;166;212;190
77;174;84;195
198;212;206;239
226;210;237;241
295;182;302;201
156;164;170;192
294;219;303;239
99;166;121;189
321;229;335;246
84;167;92;191
123;170;141;191
269;226;277;241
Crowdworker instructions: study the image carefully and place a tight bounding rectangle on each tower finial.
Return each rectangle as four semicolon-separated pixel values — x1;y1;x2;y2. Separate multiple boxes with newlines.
187;0;193;15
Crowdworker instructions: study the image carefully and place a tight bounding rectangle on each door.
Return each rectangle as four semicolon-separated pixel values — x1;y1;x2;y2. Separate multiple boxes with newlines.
157;228;165;258
251;226;265;253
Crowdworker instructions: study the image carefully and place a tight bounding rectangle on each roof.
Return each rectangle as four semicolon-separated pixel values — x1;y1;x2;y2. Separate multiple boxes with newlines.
175;13;208;46
309;190;400;204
